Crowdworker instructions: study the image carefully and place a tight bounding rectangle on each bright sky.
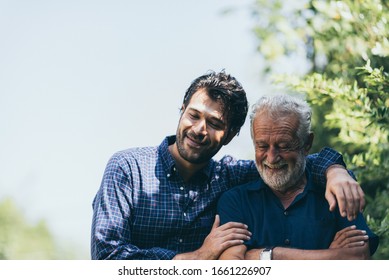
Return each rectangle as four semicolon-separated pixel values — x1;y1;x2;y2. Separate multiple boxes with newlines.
0;0;272;258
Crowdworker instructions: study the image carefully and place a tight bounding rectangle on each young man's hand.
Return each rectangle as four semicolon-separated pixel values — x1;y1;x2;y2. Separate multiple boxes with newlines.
325;165;365;221
173;215;251;260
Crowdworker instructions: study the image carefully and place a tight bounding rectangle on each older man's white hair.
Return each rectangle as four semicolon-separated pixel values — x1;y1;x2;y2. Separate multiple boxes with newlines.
249;94;312;146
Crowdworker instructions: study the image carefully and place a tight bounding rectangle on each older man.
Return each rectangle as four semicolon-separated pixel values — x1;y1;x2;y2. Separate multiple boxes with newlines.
218;94;378;260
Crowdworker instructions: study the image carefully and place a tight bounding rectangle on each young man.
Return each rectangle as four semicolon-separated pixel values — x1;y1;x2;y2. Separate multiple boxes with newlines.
218;95;378;260
91;71;364;260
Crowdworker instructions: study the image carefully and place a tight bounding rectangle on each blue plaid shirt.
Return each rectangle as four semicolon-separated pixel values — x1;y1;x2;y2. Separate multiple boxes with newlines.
91;135;345;260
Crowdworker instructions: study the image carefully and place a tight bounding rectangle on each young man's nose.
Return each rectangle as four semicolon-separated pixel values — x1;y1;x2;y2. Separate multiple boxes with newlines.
192;119;207;136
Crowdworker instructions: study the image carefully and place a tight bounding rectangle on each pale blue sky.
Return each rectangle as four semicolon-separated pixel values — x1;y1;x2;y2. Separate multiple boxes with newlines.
0;0;273;258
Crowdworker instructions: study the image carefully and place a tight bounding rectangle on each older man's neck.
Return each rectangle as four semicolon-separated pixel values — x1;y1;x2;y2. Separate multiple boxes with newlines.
272;176;307;209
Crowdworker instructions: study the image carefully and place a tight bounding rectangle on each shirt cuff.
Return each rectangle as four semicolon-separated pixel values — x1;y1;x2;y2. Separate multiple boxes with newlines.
312;147;346;187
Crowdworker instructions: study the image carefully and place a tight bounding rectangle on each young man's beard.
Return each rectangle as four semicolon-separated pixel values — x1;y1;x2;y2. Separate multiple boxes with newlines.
175;129;221;165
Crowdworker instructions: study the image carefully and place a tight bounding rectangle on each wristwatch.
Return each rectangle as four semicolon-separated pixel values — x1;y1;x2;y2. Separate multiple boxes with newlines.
260;247;274;260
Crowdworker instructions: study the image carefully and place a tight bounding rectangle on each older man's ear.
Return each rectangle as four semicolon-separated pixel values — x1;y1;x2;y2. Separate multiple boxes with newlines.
304;133;314;155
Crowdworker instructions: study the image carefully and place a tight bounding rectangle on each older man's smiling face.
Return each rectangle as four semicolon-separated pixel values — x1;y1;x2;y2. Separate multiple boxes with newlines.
252;110;307;192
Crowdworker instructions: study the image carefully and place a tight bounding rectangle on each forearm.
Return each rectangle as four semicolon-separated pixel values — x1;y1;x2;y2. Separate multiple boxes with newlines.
91;215;176;260
273;247;339;260
173;250;207;260
245;248;261;260
245;248;345;260
92;241;176;260
175;240;248;260
250;245;371;260
308;148;365;220
218;245;247;260
307;147;346;188
91;211;178;260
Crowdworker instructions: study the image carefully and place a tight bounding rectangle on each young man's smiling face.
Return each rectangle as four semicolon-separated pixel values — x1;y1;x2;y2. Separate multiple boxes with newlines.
175;89;231;165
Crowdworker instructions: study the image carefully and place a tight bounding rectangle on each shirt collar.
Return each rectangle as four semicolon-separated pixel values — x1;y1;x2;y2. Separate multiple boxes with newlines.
158;135;213;180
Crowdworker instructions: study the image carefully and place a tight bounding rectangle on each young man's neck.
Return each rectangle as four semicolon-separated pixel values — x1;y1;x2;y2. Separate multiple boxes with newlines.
168;143;208;183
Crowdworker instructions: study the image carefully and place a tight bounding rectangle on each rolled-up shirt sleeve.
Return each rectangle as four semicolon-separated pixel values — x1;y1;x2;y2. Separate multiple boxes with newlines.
306;147;352;187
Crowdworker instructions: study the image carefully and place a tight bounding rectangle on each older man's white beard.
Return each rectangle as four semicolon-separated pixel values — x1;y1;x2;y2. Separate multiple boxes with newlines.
257;154;306;192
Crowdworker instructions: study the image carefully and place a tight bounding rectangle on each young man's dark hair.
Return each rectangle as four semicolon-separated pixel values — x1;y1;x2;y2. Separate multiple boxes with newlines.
182;70;248;136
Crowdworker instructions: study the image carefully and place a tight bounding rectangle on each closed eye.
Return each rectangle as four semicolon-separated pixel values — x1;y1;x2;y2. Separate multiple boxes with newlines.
208;121;224;130
188;113;199;120
255;144;268;151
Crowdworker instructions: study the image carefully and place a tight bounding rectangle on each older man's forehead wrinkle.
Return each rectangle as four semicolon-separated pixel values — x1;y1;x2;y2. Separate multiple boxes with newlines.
254;125;296;137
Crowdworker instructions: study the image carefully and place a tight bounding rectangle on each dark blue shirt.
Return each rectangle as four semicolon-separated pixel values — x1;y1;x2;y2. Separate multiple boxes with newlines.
217;171;379;256
91;136;347;259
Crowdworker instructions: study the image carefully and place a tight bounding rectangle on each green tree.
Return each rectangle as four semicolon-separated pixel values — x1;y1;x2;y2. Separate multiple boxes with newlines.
0;197;76;259
251;0;389;259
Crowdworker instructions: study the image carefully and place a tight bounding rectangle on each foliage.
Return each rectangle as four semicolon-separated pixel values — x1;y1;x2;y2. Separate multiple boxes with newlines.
251;0;389;259
365;189;389;259
0;197;76;259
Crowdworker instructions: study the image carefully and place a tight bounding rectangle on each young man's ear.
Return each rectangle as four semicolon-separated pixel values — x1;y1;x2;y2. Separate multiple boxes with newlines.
304;133;314;155
177;106;186;123
179;105;186;116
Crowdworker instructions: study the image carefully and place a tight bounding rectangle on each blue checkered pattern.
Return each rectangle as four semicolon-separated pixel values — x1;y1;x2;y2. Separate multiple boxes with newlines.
91;136;345;259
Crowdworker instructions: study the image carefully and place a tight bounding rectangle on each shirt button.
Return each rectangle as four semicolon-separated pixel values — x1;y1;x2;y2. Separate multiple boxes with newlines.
167;173;171;178
183;212;187;217
284;239;290;245
179;239;183;243
180;187;184;191
284;211;289;216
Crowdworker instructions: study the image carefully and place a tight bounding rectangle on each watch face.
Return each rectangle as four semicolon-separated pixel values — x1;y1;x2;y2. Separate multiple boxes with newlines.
260;250;272;260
